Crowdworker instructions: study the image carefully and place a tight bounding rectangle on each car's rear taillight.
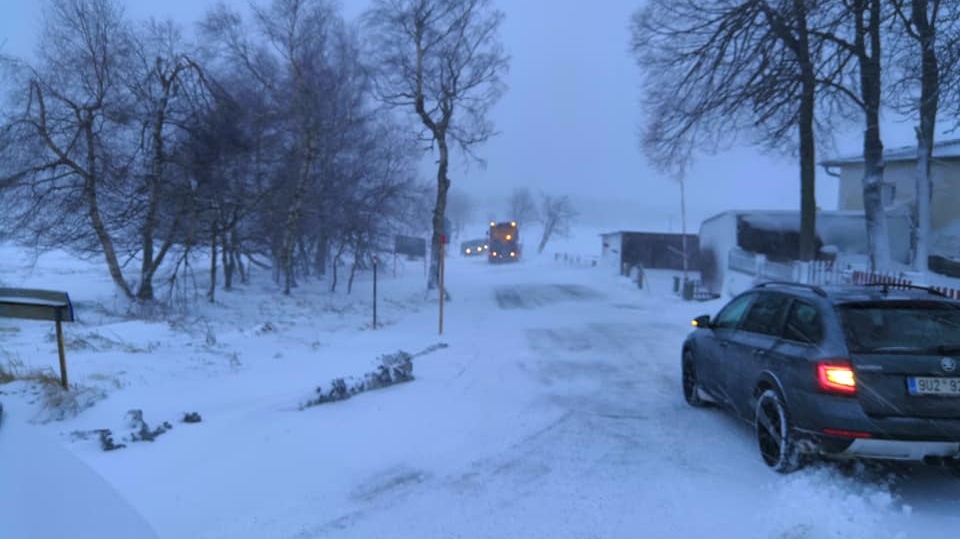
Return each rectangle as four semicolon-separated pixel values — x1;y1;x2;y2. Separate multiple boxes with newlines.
822;428;872;438
816;361;857;395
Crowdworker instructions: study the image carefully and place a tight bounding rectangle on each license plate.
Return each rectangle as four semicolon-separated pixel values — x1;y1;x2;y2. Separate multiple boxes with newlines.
907;377;960;396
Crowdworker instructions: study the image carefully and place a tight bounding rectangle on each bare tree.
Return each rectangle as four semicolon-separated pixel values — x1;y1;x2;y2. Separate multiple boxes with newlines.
507;186;538;226
362;0;509;291
888;0;960;272
177;80;267;302
815;0;893;271
0;2;217;305
124;18;208;301
0;0;140;299
536;193;577;254
200;0;348;295
631;0;848;262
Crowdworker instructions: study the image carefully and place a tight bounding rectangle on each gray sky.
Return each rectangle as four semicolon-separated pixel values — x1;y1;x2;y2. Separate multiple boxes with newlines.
0;0;922;231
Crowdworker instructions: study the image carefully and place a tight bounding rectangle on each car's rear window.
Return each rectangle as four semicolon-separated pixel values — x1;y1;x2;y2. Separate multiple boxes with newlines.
837;300;960;354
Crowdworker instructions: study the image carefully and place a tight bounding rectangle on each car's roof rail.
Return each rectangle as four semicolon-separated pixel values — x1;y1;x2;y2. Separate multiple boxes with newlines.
755;280;828;297
860;282;948;297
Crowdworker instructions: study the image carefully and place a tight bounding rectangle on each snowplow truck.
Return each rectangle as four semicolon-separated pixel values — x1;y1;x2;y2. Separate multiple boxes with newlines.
488;221;520;263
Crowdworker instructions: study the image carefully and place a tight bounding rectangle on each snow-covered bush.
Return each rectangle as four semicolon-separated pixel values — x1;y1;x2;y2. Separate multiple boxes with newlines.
301;350;415;409
72;409;202;452
126;409;173;442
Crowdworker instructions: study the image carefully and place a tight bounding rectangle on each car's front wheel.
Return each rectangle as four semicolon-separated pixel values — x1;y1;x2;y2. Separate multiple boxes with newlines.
682;350;708;408
755;389;803;473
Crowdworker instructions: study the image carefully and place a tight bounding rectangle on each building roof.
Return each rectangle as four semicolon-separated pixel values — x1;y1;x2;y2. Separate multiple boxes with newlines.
599;230;698;237
820;138;960;167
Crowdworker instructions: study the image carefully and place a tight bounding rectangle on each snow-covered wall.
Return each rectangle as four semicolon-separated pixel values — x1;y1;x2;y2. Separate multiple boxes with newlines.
697;209;913;297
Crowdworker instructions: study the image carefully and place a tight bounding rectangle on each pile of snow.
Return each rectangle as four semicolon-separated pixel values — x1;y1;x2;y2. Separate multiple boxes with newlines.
0;419;159;538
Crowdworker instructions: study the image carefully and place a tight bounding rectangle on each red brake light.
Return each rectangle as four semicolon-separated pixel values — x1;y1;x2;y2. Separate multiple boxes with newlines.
822;428;872;439
817;362;857;395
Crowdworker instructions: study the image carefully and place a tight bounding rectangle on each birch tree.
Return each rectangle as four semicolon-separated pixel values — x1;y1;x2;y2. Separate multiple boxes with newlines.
125;18;207;301
0;0;140;298
853;0;892;271
536;193;577;254
816;0;893;271
888;0;960;271
200;0;344;294
362;0;509;291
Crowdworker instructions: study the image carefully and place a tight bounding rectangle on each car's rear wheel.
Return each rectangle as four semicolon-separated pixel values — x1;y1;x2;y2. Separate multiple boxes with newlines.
755;389;803;473
682;350;707;408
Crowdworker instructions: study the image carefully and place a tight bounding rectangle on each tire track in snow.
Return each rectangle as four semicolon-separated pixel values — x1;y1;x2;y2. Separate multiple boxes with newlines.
263;282;954;538
515;311;915;539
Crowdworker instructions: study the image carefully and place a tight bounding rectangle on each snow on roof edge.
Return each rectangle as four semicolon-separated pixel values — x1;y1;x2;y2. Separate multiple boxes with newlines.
820;138;960;166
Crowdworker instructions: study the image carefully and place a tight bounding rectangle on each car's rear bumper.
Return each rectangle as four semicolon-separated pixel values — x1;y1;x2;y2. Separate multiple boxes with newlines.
794;428;960;461
836;439;960;460
789;390;960;460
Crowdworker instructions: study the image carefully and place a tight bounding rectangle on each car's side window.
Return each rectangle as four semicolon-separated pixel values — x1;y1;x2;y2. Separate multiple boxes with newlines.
740;293;791;336
713;293;755;330
783;300;824;344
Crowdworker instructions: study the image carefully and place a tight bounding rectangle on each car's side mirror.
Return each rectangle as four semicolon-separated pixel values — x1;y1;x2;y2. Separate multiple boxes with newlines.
692;314;712;328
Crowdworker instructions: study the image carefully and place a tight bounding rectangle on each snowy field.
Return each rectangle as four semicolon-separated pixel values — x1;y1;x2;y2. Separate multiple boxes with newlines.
2;228;960;539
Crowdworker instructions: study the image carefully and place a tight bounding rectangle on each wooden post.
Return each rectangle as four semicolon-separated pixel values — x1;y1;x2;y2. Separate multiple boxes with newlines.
55;309;68;390
0;288;75;389
372;258;378;329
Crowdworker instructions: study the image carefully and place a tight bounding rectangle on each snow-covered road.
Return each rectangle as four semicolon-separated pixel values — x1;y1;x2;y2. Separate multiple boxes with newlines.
6;247;960;539
284;264;959;539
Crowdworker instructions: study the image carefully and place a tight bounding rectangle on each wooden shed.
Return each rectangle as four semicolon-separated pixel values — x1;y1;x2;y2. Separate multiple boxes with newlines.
600;231;700;274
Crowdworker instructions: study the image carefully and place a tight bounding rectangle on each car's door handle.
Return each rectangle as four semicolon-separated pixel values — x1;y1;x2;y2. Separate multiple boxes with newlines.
719;341;728;348
753;349;766;356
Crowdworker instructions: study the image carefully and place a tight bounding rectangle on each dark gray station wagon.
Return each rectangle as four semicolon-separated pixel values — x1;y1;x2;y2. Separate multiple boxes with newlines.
682;281;960;473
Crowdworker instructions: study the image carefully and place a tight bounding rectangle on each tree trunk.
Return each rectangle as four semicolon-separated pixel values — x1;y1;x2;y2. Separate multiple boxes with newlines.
137;94;167;303
858;0;891;272
537;220;555;254
795;2;817;262
314;235;328;278
78;110;133;300
911;0;938;273
221;226;233;291
208;225;218;303
347;250;358;295
279;141;316;295
330;242;347;293
914;131;932;272
428;135;451;291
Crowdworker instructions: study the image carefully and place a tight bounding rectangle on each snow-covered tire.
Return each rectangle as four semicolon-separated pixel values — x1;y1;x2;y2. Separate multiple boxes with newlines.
682;350;708;408
755;389;803;473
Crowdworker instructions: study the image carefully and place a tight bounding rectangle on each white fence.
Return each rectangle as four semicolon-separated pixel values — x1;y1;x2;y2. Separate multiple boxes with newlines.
727;248;919;288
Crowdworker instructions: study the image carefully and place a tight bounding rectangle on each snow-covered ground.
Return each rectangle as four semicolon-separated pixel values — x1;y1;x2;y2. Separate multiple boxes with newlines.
2;228;959;539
